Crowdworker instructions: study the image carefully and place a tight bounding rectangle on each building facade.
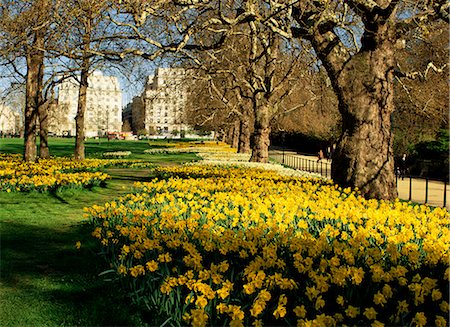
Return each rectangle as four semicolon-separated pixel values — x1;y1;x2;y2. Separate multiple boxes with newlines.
0;103;21;136
127;68;189;135
53;71;122;137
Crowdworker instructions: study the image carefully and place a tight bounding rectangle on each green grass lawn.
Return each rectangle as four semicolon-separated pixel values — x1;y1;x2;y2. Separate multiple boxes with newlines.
0;181;150;326
0;137;187;160
0;139;200;326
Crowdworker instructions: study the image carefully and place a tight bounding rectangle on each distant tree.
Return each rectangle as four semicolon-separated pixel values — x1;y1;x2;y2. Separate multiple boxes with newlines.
186;21;308;161
122;120;132;132
271;66;340;143
393;20;449;154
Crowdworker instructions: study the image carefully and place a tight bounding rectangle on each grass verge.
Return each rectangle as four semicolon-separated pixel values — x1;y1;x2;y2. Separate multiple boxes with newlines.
0;148;198;326
0;137;197;160
0;179;150;326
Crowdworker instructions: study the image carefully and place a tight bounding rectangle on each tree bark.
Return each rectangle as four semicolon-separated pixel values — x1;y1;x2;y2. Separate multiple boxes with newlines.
226;124;233;145
74;66;89;161
24;29;45;162
250;101;270;163
38;101;50;159
238;109;251;153
330;31;397;200
232;119;239;149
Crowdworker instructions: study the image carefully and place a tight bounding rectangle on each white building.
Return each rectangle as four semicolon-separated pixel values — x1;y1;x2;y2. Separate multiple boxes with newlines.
127;68;189;135
53;71;122;137
0;103;21;135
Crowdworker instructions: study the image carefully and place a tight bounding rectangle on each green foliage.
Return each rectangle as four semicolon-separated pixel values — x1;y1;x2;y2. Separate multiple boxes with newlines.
414;129;449;158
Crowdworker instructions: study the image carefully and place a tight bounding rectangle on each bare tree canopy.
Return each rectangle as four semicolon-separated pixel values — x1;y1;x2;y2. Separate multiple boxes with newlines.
1;0;448;199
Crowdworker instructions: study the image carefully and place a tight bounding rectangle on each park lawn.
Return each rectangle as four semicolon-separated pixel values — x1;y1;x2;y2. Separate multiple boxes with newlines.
0;179;147;326
0;137;193;160
0;147;199;326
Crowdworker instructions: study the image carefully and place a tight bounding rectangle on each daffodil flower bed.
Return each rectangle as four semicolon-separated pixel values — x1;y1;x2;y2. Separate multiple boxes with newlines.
189;161;322;179
145;146;238;155
0;154;153;192
171;141;232;149
197;152;251;162
145;141;237;155
87;165;449;327
102;151;132;158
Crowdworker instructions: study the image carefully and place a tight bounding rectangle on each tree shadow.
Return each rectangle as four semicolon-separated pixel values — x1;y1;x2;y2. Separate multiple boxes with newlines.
49;189;70;204
1;214;146;326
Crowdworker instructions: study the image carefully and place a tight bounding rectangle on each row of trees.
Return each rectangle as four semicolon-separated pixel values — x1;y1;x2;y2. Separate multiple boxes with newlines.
184;17;448;169
1;0;142;160
1;0;448;200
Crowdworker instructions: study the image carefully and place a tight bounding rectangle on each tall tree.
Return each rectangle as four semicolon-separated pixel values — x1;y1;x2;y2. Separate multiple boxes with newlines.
1;0;70;160
55;0;125;160
285;0;449;199
186;20;307;161
1;0;54;161
34;0;446;198
393;20;449;154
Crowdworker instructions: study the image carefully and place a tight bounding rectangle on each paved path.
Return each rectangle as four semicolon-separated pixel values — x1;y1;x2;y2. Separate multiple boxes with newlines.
270;150;449;210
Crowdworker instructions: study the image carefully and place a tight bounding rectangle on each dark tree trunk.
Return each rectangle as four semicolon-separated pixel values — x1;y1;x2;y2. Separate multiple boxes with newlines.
226;125;233;145
330;31;397;200
38;101;50;159
24;29;45;162
74;67;89;161
219;129;226;143
232;120;239;149
238;112;251;154
250;102;270;163
292;2;401;200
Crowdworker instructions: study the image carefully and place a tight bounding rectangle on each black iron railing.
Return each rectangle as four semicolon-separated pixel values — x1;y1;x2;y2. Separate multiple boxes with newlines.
270;151;449;209
270;152;332;179
396;174;448;208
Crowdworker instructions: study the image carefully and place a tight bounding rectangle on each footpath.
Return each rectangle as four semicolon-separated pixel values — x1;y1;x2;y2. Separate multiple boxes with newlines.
270;150;449;210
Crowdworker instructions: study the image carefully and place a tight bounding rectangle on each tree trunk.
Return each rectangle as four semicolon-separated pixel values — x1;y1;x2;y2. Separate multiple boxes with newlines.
238;113;251;154
226;125;233;145
38;101;50;159
250;102;270;163
331;39;397;200
74;67;89;161
232;120;239;149
23;29;45;162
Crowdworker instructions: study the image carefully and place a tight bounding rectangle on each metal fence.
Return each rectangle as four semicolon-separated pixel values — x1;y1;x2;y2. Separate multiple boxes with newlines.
270;151;449;209
270;151;332;179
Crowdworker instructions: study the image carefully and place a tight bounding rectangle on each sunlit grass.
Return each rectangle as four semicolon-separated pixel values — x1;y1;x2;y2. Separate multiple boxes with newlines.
0;180;154;326
0;149;197;325
0;137;200;161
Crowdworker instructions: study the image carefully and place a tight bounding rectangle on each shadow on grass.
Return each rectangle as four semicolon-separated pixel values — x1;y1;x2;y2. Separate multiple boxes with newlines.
1;220;147;326
0;167;195;326
49;189;71;204
105;168;156;183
